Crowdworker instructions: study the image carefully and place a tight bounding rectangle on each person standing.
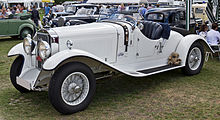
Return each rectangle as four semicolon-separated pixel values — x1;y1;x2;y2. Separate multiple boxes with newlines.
44;3;51;16
206;23;220;45
138;4;147;17
31;5;40;27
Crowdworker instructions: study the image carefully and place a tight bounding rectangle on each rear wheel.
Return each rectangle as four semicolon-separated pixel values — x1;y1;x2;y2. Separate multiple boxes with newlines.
182;42;204;75
10;56;30;93
20;28;32;40
48;62;96;114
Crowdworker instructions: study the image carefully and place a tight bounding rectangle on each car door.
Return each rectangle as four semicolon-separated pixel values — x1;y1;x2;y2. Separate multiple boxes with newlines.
0;18;9;36
135;28;161;58
8;18;22;35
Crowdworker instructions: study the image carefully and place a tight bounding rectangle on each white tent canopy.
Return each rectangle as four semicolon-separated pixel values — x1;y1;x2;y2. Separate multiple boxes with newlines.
0;0;7;2
87;0;148;4
7;0;33;3
3;0;47;8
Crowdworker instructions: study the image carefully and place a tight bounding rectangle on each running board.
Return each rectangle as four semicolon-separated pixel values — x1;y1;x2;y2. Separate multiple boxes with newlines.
137;65;183;75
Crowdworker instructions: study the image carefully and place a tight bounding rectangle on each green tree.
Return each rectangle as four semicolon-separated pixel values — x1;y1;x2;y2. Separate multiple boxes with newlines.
55;0;66;4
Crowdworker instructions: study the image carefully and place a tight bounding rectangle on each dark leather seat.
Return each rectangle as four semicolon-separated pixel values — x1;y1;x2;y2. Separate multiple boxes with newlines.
141;21;163;40
57;17;65;27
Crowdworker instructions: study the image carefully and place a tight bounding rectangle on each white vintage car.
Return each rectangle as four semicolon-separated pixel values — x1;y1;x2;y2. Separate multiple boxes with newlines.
8;14;213;114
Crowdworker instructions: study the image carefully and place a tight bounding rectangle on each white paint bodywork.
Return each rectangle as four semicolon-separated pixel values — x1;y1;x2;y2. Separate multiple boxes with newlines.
8;43;40;90
8;21;213;90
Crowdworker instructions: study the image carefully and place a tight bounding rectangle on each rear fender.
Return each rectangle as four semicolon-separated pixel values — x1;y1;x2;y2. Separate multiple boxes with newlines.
176;34;213;65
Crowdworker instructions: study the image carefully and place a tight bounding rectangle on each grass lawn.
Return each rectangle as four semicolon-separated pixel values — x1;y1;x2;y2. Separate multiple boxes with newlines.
1;37;220;120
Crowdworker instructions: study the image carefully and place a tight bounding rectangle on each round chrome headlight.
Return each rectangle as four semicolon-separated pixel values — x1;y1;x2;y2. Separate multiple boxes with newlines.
49;20;53;26
23;34;33;55
38;41;51;60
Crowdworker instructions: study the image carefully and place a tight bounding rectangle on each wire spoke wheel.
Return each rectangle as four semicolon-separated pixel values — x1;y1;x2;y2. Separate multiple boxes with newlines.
61;72;90;106
49;62;96;114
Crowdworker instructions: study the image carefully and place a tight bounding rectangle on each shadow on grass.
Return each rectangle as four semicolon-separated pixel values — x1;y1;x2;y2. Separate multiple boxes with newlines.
0;69;186;118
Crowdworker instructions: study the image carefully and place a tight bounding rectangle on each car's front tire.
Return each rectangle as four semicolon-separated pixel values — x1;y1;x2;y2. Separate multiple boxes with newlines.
182;42;204;75
10;56;30;93
48;62;96;114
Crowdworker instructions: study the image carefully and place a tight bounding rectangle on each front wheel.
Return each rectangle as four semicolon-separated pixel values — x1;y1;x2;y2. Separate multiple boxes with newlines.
48;62;96;114
182;42;204;75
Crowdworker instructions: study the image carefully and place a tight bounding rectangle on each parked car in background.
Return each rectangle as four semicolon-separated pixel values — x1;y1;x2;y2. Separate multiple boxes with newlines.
0;13;36;39
43;4;101;27
49;4;104;27
120;5;140;15
157;0;185;6
64;4;99;15
192;3;208;24
51;5;71;17
125;5;140;12
145;7;202;33
46;4;99;20
62;1;81;7
8;13;213;114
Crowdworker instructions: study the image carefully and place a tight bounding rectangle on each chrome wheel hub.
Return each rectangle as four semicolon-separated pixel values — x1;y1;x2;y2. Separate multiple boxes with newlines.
188;47;202;70
61;72;89;106
68;83;81;94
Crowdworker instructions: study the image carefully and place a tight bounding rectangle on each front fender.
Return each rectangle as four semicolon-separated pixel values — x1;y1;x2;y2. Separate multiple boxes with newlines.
176;34;213;65
43;49;115;71
8;43;26;57
43;49;144;77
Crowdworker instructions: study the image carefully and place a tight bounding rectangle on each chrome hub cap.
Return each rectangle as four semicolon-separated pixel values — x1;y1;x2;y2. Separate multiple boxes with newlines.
61;72;89;106
188;47;202;70
68;83;81;94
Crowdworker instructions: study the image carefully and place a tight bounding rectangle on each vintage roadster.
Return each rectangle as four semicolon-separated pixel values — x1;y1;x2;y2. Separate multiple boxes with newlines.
8;14;213;114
